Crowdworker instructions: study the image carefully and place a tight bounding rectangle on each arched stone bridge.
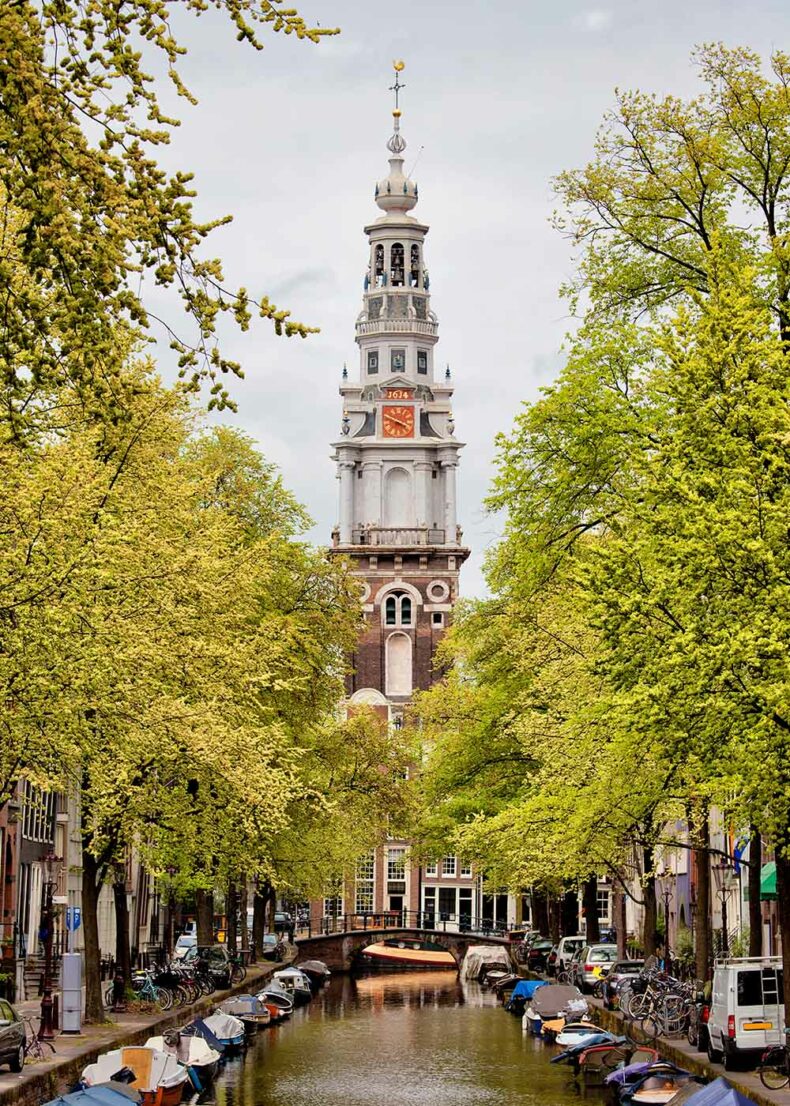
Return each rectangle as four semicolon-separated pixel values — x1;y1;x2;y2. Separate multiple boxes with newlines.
295;927;513;972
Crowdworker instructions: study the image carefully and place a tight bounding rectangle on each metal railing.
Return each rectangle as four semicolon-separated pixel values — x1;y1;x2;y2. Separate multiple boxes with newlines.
356;319;438;337
295;908;521;940
349;527;446;547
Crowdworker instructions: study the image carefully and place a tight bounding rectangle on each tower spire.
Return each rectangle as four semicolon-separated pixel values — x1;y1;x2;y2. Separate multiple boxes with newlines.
387;60;407;156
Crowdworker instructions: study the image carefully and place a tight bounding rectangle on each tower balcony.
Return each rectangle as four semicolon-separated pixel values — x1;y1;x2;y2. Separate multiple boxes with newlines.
356;318;438;339
332;525;465;548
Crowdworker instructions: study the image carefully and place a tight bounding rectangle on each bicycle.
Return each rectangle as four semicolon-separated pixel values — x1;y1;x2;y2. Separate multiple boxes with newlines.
228;954;246;984
759;1031;790;1090
22;1017;56;1062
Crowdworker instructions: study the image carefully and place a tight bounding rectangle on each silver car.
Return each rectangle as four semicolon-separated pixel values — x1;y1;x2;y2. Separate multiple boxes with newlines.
573;943;618;992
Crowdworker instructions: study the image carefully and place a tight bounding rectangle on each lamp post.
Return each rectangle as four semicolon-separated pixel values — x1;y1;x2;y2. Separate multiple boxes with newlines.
39;853;62;1041
712;860;730;956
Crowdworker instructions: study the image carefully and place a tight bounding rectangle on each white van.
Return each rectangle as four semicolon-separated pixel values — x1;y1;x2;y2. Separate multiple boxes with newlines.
707;956;784;1069
556;935;586;974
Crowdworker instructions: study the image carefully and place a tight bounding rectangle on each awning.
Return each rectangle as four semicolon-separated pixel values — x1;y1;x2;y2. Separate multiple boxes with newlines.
760;861;777;901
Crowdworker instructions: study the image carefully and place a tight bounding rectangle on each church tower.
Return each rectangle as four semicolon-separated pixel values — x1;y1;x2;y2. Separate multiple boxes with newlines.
328;64;471;924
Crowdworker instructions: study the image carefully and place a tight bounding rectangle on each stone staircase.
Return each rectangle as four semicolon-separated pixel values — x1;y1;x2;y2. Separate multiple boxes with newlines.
21;955;61;1001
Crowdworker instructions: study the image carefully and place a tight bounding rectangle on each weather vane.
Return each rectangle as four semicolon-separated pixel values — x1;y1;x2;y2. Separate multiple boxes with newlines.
390;60;405;112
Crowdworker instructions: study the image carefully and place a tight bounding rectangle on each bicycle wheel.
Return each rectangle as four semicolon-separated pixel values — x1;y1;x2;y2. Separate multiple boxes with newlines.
592;979;605;1000
197;976;214;996
641;1014;663;1040
626;992;651;1020
759;1051;790;1090
154;984;173;1011
687;1007;699;1047
230;964;246;984
104;985;115;1007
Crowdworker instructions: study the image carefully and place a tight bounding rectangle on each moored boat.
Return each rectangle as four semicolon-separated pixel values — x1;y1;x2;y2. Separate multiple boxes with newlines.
257;983;295;1021
296;960;331;989
43;1088;141;1106
200;1011;246;1050
359;938;457;970
618;1063;702;1105
219;995;271;1035
273;967;313;1005
145;1033;221;1093
80;1047;189;1106
460;945;512;981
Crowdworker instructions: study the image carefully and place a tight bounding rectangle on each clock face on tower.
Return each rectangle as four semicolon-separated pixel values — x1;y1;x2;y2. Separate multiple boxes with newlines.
382;405;415;438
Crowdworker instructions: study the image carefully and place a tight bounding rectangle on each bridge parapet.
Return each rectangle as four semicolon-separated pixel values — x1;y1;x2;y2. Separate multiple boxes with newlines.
294;927;513;973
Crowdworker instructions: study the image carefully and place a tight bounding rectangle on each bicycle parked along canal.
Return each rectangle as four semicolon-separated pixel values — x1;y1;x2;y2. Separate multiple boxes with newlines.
22;1016;57;1062
758;1028;790;1089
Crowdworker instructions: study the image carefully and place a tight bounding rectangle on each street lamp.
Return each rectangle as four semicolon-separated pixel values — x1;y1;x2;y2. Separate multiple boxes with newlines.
712;860;730;956
39;853;62;1040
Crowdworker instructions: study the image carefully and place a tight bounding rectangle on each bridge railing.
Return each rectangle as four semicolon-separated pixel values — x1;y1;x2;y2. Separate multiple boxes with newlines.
295;908;524;941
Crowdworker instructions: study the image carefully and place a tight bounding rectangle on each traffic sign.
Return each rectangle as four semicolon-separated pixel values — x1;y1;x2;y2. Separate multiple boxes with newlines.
65;906;82;932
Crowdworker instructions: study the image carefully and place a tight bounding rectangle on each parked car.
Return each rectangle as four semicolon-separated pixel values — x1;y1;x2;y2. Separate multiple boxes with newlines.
573;943;618;992
173;934;197;960
546;945;558;976
0;998;25;1073
707;956;784;1070
273;910;293;934
556;935;586;974
602;959;643;1008
526;939;554;973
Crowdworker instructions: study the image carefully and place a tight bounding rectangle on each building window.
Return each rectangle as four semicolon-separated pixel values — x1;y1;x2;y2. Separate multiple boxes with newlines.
385;632;412;697
410;244;421;286
432;612;444;628
459;887;473;927
417;350;428;374
383;591;413;627
355;852;375;914
367;350;379;373
390;242;405;286
597;889;611;923
391;348;406;373
425;861;438;877
324;896;343;919
460;861;472;877
442;856;457;877
387;847;406;880
374;244;385;287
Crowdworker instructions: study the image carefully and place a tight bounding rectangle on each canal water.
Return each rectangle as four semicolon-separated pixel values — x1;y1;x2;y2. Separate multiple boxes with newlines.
213;971;595;1106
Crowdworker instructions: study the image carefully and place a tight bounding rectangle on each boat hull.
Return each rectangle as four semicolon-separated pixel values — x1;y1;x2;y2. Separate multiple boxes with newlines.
359;942;457;970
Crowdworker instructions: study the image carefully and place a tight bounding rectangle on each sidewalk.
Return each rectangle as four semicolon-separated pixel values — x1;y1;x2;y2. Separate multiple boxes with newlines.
0;953;294;1106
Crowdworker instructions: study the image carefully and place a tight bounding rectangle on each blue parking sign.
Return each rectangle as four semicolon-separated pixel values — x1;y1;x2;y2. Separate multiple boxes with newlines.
65;906;82;932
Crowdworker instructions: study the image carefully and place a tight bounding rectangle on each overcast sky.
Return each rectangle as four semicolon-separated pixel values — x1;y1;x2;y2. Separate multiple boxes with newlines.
147;0;790;596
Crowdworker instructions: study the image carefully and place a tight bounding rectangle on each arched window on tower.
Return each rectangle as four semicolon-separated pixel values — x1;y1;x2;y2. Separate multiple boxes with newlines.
410;244;420;287
382;591;413;628
374;244;385;288
386;632;412;697
390;243;405;287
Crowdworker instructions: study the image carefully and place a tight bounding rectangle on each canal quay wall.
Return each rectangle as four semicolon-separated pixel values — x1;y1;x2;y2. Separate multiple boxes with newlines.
0;952;295;1106
524;972;785;1106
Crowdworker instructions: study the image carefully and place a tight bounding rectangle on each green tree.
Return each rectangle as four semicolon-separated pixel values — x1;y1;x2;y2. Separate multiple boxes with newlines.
0;0;336;437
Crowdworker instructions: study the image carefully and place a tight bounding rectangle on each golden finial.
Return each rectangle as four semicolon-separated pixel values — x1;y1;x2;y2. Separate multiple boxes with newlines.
393;60;405;72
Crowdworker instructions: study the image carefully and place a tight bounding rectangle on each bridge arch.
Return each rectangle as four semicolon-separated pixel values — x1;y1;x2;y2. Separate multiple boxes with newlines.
295;927;513;973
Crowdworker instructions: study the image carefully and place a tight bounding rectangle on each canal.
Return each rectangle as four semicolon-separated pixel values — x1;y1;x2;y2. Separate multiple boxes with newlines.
213;971;593;1106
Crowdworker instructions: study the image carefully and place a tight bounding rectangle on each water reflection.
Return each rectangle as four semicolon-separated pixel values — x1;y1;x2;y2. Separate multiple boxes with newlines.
213;972;594;1106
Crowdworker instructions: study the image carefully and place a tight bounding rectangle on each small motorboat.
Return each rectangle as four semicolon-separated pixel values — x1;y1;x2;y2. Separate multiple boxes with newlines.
578;1044;641;1085
145;1033;221;1093
81;1047;189;1106
257;984;295;1021
619;1063;702;1105
524;984;587;1038
219;995;271;1035
551;1033;625;1072
273;967;313;1005
460;945;511;980
359;938;458;970
200;1010;246;1050
492;973;522;997
506;978;548;1018
43;1088;141;1106
555;1021;608;1047
483;969;510;987
296;960;331;989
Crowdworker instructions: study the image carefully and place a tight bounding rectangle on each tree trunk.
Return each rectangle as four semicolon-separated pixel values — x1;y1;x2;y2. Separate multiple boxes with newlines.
240;881;249;952
548;897;560;944
614;883;627;959
775;848;790;1028
112;878;132;984
532;889;549;936
195;889;213;948
748;828;762;958
642;844;658;958
252;887;267;962
694;814;711;982
82;851;104;1023
226;881;237;954
561;890;578;936
583;875;600;943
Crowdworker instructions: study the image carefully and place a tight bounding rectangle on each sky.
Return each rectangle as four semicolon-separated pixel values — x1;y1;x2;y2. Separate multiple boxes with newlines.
146;0;790;596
